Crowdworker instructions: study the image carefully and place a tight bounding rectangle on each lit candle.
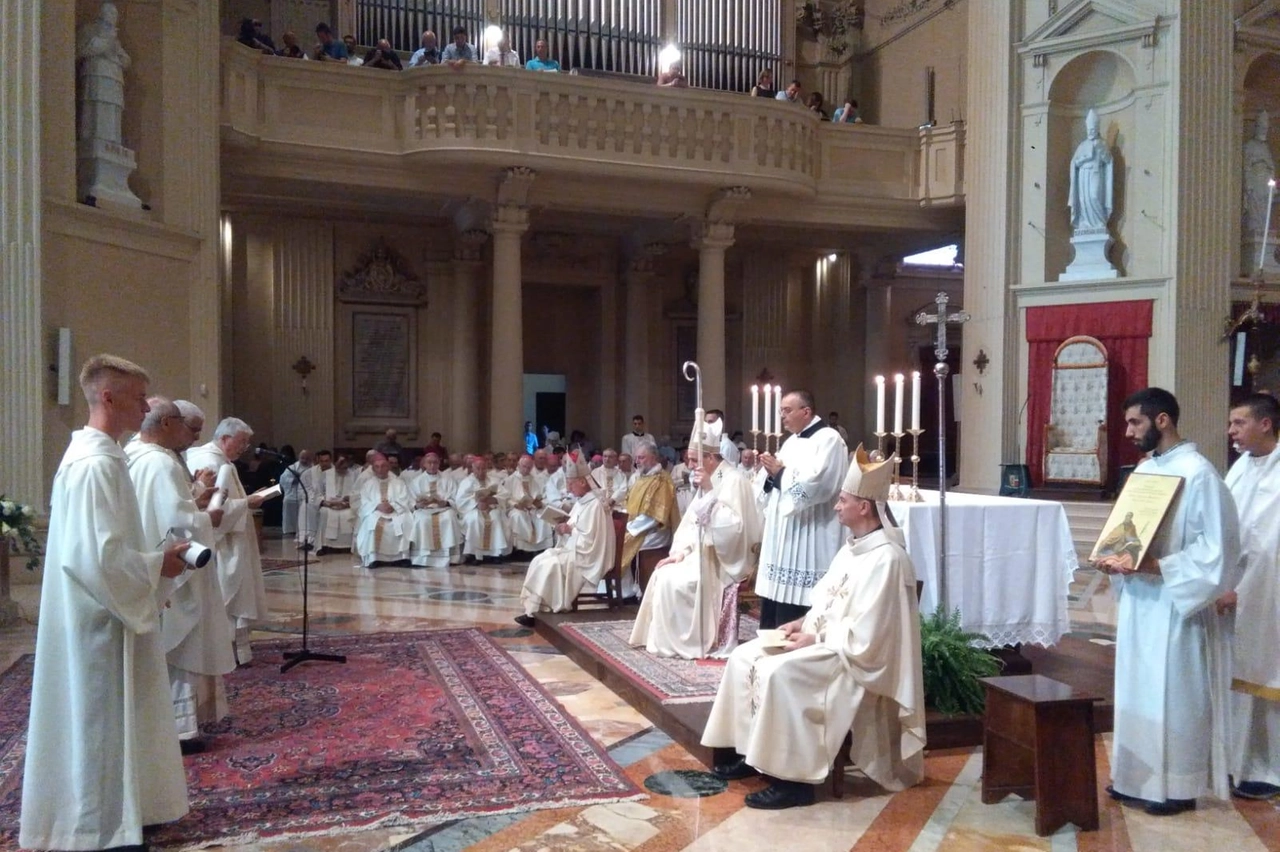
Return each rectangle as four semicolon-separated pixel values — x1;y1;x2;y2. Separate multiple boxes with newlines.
911;371;921;431
1262;178;1277;271
875;375;885;434
774;385;783;434
763;384;773;436
751;385;759;433
893;373;905;435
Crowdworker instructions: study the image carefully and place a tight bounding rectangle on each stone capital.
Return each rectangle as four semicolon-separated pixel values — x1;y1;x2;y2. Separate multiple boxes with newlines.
496;166;537;208
489;204;530;236
691;220;736;251
625;242;668;277
453;228;490;262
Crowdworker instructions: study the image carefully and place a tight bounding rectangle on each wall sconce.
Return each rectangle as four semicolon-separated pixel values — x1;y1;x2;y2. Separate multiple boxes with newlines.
972;349;990;375
292;356;315;396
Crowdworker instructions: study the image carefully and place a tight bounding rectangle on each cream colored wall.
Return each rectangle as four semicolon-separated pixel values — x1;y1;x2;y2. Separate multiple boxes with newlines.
855;0;968;128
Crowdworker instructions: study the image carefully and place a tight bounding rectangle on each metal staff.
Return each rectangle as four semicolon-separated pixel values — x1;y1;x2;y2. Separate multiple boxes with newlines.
683;359;705;555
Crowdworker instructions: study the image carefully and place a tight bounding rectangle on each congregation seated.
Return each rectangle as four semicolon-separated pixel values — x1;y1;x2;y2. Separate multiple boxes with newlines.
313;454;359;554
354;454;413;567
514;453;616;625
504;454;553;554
408;452;461;568
456;456;511;562
630;423;761;658
701;446;926;810
590;449;630;511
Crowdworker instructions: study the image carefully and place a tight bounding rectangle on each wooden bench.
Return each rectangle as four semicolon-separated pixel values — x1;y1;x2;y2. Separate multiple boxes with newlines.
979;674;1101;836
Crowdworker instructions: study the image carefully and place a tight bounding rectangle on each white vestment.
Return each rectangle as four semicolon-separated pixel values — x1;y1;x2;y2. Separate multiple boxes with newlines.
620;430;656;459
1112;442;1242;802
297;464;323;544
702;527;926;789
671;463;695;515
503;473;553;552
125;441;236;739
520;492;616;615
756;418;850;606
20;428;189;850
1225;448;1280;787
630;462;762;658
456;472;512;557
186;442;268;663
719;432;741;465
314;467;358;549
408;473;462;567
280;460;310;538
355;474;413;566
591;466;630;511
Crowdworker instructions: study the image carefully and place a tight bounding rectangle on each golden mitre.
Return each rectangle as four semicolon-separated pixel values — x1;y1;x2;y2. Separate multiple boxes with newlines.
842;443;893;502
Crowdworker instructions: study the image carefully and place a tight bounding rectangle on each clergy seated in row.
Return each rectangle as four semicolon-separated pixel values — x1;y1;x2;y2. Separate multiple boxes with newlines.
313;454;359;554
297;449;331;544
504;454;554;555
621;441;681;595
630;421;763;658
515;452;617;625
355;454;414;567
591;449;630;511
187;417;270;665
127;398;236;756
457;456;512;562
408;452;462;567
353;448;380;493
702;445;925;810
542;452;574;516
671;450;696;516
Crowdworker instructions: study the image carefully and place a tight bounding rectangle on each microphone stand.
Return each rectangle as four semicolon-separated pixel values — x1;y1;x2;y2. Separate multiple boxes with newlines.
281;467;346;672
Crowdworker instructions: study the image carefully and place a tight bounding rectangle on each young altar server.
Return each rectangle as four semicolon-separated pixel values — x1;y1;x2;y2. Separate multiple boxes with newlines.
1222;392;1280;800
21;355;192;850
355;453;414;567
1096;387;1242;815
701;444;925;809
629;419;762;658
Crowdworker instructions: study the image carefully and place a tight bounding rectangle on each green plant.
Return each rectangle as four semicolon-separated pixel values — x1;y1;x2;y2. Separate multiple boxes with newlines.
920;608;1001;716
0;496;43;570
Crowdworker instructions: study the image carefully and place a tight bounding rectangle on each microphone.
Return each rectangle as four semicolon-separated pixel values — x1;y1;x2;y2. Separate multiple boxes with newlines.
254;447;287;460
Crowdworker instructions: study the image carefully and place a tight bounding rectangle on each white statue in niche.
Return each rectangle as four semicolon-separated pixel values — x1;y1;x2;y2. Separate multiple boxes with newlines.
1243;110;1275;238
76;1;144;210
1060;108;1119;281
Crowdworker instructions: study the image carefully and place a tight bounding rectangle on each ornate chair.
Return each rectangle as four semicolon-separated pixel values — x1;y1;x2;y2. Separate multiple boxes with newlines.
1043;336;1108;486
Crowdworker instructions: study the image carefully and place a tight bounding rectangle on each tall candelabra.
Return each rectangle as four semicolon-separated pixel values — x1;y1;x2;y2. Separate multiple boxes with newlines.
888;431;906;500
906;428;924;501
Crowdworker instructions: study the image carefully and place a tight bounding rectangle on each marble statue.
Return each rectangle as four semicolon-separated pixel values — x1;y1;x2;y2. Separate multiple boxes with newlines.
1060;108;1119;281
76;1;143;210
1243;110;1275;239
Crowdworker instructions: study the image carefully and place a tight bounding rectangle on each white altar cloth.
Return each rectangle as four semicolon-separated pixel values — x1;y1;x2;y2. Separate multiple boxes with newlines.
891;490;1077;648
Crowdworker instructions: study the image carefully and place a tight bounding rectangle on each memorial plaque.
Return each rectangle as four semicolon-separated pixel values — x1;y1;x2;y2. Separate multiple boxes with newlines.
352;311;412;419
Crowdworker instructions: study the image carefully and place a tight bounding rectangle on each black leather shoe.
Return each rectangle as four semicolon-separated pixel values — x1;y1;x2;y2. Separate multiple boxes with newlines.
744;780;816;810
1144;798;1196;816
513;614;536;628
712;757;759;781
1106;784;1143;805
1234;781;1280;800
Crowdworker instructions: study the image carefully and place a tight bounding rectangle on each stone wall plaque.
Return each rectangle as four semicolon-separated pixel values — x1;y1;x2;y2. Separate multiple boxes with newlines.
351;310;413;420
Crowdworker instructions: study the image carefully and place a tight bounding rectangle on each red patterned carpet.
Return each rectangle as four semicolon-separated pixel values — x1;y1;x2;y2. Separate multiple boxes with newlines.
0;629;642;851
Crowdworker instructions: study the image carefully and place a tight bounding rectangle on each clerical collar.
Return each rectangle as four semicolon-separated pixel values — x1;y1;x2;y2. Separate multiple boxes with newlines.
798;417;826;439
1152;439;1188;458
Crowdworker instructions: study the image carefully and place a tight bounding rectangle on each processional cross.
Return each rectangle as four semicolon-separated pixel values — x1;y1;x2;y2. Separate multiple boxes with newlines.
914;292;970;613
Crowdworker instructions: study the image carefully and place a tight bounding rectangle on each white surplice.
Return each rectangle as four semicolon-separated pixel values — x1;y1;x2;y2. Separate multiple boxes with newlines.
756;417;850;606
520;491;616;615
1112;442;1242;802
314;466;358;549
591;465;630;511
702;527;926;789
125;440;236;739
354;473;413;566
408;472;462;567
186;442;268;664
503;472;553;552
620;430;656;459
297;464;324;544
20;428;189;850
456;472;512;557
629;462;762;658
279;460;310;538
671;463;695;515
1225;448;1280;787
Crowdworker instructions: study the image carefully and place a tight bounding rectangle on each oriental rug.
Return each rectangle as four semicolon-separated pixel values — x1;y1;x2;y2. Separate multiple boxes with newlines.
0;629;642;851
559;616;759;705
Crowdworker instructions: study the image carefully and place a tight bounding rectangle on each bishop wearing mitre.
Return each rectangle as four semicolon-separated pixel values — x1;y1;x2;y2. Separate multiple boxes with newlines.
504;453;554;554
702;445;925;810
355;453;413;567
515;452;616;624
408;452;462;568
630;419;762;658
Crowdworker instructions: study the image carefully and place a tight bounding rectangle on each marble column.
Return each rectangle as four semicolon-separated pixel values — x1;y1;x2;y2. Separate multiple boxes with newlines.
489;205;528;452
693;221;735;410
599;270;619;444
624;248;661;424
452;229;488;448
0;0;44;510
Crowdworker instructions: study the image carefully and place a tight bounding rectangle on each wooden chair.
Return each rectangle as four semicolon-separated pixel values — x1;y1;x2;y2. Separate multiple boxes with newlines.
570;511;627;611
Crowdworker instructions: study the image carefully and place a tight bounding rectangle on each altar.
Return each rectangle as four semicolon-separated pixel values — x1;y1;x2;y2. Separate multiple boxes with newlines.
891;490;1078;648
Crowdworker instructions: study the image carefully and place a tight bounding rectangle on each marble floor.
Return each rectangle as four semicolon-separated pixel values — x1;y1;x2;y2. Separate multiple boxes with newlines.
2;536;1277;852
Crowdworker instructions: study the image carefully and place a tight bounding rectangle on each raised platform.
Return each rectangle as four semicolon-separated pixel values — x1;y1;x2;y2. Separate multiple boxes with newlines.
536;608;1115;766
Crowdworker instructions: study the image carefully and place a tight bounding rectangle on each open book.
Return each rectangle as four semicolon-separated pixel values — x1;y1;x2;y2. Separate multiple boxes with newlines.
254;482;283;501
539;504;570;524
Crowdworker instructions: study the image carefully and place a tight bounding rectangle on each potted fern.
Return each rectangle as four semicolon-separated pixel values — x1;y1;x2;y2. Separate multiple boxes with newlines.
920;608;1002;716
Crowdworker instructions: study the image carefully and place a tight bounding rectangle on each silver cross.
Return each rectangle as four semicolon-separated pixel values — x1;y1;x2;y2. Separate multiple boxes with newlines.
915;292;970;364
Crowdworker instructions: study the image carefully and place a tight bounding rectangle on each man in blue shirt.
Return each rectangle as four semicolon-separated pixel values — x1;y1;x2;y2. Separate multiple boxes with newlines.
441;25;478;67
314;22;349;61
409;30;441;67
525;39;561;72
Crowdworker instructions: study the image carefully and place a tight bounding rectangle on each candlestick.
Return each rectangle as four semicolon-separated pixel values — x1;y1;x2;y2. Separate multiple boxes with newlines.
774;385;783;440
875;375;885;436
762;384;772;439
907;428;924;502
911;371;921;431
872;430;887;462
889;430;906;501
751;385;759;434
1262;178;1277;271
893;374;904;436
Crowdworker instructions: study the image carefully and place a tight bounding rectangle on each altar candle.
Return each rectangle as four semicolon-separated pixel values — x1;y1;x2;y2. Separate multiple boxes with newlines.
763;384;773;436
893;373;905;435
774;385;783;435
875;375;885;434
911;371;921;431
751;385;759;432
1262;178;1277;270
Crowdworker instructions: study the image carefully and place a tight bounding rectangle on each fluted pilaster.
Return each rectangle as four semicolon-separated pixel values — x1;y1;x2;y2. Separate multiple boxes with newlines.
452;229;488;447
489;204;528;452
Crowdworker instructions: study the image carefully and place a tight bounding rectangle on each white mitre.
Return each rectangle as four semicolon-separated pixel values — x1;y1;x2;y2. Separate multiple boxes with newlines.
842;444;893;502
562;450;593;481
687;417;723;456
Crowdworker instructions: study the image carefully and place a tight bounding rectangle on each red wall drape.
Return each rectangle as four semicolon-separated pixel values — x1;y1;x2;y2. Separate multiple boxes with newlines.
1025;300;1153;488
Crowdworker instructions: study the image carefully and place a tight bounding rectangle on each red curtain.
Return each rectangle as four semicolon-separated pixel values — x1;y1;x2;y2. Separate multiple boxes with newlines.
1025;300;1153;488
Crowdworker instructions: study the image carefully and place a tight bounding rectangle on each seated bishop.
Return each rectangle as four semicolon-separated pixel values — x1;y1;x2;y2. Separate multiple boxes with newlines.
701;445;926;810
629;420;762;658
591;449;630;511
503;454;553;554
354;454;413;567
514;453;616;625
408;452;461;568
456;456;512;562
314;455;360;554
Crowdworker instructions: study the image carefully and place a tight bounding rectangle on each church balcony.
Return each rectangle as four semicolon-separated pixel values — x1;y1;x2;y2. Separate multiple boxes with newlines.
221;41;964;228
